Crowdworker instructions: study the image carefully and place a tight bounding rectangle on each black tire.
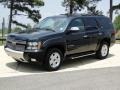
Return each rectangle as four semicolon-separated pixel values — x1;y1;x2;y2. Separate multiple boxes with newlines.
43;48;64;71
96;42;109;59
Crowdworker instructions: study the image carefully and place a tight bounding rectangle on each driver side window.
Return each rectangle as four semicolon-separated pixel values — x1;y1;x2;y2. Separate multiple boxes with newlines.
68;18;85;32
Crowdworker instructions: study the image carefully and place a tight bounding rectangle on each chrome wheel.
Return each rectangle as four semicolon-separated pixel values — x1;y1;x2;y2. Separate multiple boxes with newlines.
96;42;109;59
49;52;61;68
101;44;108;57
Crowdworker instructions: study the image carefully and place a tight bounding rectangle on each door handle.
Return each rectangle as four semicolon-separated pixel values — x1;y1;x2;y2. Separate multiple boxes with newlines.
83;35;88;38
98;32;102;35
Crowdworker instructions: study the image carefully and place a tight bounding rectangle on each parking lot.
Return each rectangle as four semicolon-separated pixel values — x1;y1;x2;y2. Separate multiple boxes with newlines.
0;44;120;78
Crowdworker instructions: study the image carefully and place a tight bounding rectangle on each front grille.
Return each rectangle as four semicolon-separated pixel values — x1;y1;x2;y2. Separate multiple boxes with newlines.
6;40;26;51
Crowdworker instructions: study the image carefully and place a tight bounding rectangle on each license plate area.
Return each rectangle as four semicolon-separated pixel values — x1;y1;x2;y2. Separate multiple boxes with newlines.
16;45;25;51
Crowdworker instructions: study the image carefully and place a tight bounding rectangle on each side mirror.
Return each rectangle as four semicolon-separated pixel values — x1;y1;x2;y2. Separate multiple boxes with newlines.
70;27;79;32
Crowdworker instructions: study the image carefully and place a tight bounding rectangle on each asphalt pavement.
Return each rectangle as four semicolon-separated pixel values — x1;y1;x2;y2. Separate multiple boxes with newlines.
0;66;120;90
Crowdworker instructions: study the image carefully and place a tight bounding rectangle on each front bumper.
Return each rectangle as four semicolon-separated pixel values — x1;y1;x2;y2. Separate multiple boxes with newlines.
4;48;28;62
4;47;45;63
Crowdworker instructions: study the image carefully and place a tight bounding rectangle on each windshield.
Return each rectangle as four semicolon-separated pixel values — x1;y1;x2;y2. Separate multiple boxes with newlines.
34;17;69;32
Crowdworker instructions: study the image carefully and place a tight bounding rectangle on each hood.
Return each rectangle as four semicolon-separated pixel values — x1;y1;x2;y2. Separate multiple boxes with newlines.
8;29;61;41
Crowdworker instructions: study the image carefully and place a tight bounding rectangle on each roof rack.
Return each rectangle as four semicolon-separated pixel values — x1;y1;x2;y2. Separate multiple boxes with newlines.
60;13;73;16
60;13;104;16
81;13;104;16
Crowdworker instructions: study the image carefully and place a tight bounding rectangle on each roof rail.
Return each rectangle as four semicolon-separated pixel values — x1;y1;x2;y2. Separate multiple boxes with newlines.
81;13;104;16
60;13;73;16
60;13;104;16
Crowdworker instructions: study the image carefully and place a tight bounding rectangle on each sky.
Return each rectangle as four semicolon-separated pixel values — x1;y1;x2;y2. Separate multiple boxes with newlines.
0;0;120;28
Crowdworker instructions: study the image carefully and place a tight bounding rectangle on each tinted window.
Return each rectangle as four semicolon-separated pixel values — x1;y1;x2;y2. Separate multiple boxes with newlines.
83;18;98;30
34;17;70;32
96;17;114;29
68;18;85;31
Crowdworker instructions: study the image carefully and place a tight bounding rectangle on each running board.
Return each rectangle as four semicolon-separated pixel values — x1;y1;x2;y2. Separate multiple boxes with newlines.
71;53;95;59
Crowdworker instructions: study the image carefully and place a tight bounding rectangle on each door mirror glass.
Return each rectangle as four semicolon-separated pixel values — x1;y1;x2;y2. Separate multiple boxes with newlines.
70;27;79;31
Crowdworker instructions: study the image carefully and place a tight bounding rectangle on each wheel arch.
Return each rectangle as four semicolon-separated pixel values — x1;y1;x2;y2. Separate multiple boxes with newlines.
45;45;66;56
96;38;111;51
101;38;111;46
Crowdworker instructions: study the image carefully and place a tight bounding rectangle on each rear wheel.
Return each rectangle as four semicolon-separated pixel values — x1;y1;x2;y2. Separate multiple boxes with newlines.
43;48;64;71
96;42;109;59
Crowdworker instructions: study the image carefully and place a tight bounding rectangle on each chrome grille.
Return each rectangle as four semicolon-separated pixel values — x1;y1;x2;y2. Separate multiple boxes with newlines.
6;40;26;51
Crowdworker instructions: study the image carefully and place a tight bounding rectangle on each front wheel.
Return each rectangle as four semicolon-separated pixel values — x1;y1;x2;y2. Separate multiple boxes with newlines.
96;42;109;59
43;48;64;71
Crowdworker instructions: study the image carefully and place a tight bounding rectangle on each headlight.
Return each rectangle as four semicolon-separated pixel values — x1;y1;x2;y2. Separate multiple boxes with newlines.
27;42;42;50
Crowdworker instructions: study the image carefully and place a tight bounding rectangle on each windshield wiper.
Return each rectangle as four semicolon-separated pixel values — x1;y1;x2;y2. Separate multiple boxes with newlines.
43;28;55;32
33;27;42;30
34;27;55;32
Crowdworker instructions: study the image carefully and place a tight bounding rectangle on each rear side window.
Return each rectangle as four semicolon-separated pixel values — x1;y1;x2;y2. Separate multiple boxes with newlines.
96;17;114;29
83;18;98;30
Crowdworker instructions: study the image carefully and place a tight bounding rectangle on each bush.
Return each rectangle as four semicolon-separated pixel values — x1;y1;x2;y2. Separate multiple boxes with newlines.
114;15;120;31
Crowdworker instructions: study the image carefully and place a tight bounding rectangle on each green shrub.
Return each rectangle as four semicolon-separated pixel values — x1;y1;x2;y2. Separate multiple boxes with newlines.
114;15;120;31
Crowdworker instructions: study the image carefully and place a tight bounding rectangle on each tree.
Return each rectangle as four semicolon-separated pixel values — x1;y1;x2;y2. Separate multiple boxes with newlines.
27;24;32;29
13;26;22;32
112;3;120;16
0;0;44;33
87;5;103;15
62;0;102;15
109;0;120;20
112;3;120;10
62;0;85;14
85;0;102;15
110;0;113;20
114;15;120;31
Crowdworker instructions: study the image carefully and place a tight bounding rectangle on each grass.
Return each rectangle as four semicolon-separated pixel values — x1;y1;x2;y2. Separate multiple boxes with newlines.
0;37;5;46
0;41;5;46
0;35;6;45
116;30;120;38
116;40;120;44
116;30;120;44
0;41;3;46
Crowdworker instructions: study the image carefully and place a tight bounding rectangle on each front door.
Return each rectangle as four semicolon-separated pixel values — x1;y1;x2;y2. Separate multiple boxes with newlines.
65;18;89;55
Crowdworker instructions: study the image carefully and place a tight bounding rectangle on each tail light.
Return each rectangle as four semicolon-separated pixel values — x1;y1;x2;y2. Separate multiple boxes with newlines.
112;30;116;36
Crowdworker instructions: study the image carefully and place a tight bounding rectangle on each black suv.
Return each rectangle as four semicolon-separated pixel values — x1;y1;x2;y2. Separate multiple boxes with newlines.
5;14;116;71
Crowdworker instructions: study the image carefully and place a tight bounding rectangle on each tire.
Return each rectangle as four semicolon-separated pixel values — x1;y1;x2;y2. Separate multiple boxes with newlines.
96;42;109;59
43;48;64;71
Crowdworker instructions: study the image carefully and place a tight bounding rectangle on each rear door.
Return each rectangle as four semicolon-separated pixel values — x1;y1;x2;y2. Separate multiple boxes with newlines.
96;17;116;46
83;17;101;51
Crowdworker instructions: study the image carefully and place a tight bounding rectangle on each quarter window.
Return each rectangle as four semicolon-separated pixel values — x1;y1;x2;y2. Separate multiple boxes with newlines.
96;18;114;29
